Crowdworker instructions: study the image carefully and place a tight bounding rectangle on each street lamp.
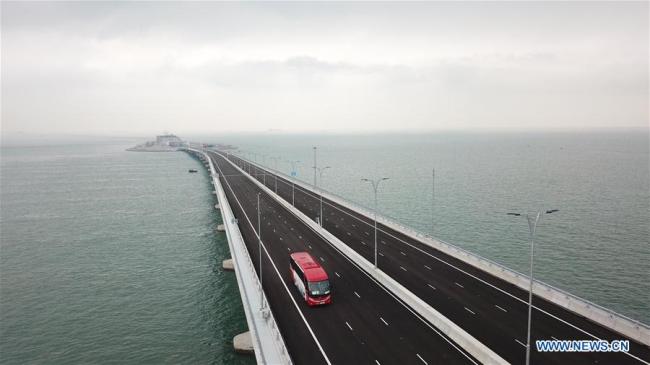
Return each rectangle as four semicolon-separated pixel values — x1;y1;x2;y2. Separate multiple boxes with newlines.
269;156;280;193
431;168;435;237
312;147;318;189
362;177;390;268
315;166;331;226
258;193;264;310
507;208;559;365
287;160;301;206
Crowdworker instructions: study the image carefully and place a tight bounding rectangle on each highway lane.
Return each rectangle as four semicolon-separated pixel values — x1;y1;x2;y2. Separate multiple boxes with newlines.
227;154;650;365
208;152;478;365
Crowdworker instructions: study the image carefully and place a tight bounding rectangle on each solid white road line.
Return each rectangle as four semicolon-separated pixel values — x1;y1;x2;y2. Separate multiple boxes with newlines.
416;353;428;365
282;181;650;361
224;154;480;365
211;154;333;365
495;305;507;313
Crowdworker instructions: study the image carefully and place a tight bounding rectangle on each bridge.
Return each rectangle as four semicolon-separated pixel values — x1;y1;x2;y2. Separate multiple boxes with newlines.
185;146;649;365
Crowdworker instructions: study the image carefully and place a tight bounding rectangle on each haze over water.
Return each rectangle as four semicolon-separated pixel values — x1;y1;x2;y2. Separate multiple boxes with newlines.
213;130;650;324
0;130;648;364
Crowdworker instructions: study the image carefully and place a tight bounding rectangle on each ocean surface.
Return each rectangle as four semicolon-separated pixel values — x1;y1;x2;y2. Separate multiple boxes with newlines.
0;143;254;364
1;131;648;364
209;131;650;324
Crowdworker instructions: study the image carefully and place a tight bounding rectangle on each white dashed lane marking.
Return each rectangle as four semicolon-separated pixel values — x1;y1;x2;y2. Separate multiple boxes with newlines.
495;305;507;313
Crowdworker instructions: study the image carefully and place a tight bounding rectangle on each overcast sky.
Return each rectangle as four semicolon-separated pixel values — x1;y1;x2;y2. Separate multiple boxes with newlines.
1;1;648;136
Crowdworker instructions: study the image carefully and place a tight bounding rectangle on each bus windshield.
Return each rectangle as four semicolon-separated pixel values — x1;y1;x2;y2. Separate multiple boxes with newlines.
308;280;331;296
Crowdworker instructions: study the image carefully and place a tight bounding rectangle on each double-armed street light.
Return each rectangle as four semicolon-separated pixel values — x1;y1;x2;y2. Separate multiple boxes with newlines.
361;177;390;268
507;208;559;365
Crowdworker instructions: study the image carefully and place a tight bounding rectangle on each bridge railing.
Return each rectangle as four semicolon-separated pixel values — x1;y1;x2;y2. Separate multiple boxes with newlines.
231;152;650;346
187;148;293;365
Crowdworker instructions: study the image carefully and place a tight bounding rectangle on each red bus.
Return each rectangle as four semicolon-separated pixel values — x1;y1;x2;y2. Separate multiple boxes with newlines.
289;252;332;306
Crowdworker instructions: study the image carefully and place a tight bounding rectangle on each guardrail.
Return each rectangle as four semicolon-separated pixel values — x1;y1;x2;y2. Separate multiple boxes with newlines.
218;151;508;365
231;152;650;347
186;148;293;365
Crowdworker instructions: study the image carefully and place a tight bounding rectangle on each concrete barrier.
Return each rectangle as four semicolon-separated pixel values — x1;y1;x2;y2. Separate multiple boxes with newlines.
186;148;293;365
219;151;508;365
239;155;650;347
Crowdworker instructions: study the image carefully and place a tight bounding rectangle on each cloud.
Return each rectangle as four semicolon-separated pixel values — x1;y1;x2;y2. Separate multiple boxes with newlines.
1;1;648;135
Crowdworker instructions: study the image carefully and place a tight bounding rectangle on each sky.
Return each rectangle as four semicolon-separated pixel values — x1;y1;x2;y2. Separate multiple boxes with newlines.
1;1;648;136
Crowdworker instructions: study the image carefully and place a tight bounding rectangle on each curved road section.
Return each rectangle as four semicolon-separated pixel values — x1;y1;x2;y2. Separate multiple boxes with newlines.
226;152;650;365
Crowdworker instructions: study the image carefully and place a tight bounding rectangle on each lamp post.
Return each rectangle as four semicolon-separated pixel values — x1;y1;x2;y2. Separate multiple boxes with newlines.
431;168;435;237
315;166;331;226
270;156;280;193
257;193;264;309
259;153;268;185
507;208;559;365
361;177;390;268
312;147;318;189
288;160;301;206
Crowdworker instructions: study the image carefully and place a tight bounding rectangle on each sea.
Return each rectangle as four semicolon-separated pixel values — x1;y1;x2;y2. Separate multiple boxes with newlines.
1;131;648;363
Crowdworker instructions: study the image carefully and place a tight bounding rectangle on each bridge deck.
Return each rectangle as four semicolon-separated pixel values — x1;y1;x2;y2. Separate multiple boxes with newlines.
209;151;479;365
227;153;650;365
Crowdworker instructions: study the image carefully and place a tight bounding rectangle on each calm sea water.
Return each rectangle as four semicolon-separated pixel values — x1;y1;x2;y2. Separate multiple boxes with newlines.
0;143;254;364
1;132;648;364
206;131;650;324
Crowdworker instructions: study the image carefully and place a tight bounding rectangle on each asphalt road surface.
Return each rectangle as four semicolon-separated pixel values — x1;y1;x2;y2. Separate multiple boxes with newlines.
208;151;479;365
225;152;650;365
